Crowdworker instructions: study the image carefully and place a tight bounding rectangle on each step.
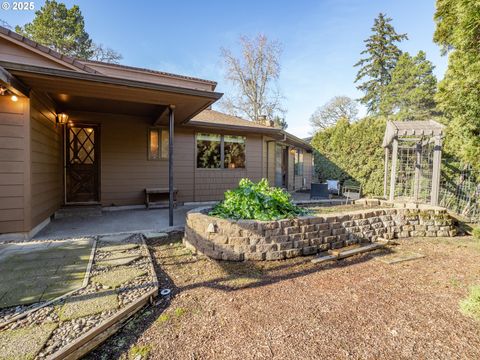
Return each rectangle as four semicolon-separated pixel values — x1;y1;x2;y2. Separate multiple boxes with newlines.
54;205;102;219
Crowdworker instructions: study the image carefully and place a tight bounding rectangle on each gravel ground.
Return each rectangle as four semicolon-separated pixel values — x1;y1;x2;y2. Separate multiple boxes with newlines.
0;234;157;360
89;236;480;360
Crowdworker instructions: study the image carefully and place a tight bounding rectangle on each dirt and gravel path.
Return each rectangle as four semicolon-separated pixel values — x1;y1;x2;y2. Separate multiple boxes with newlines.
88;236;480;360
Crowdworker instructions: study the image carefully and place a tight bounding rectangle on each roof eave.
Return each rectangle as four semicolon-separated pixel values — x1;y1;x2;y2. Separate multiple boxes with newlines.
283;131;313;150
1;61;223;100
186;120;282;136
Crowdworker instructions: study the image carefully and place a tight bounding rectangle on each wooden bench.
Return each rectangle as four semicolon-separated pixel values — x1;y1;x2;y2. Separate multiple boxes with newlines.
145;188;178;209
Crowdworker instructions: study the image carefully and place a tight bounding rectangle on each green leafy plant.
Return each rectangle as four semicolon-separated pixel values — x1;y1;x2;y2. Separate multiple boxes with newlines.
209;178;308;221
473;227;480;241
460;286;480;321
129;344;152;359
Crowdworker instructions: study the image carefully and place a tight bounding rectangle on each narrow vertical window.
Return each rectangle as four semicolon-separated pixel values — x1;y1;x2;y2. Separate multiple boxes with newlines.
161;129;169;159
148;128;169;160
294;149;304;176
149;129;159;160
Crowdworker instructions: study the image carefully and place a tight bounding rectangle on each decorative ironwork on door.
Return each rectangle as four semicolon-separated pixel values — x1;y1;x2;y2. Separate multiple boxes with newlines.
66;125;99;203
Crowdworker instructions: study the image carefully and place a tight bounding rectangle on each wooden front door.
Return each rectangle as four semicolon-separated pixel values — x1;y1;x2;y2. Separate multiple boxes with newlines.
66;125;100;203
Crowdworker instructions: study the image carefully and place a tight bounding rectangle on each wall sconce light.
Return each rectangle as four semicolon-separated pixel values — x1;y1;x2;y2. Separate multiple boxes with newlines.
56;112;69;125
290;148;296;155
0;87;20;101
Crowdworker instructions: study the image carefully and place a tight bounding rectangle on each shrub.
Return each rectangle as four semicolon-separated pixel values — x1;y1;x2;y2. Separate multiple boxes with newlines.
460;286;480;321
311;116;386;196
209;178;308;221
473;226;480;240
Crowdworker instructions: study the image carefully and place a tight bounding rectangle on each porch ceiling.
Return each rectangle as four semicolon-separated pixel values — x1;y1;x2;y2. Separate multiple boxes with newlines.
4;63;223;124
49;93;163;117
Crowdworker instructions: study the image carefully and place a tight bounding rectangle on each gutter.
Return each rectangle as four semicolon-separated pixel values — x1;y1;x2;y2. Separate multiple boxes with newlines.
1;61;223;100
187;121;312;151
186;120;283;136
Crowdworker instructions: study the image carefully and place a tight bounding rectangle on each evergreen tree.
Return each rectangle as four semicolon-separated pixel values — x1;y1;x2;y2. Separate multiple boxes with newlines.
354;13;408;114
434;0;480;173
311;116;386;195
380;51;437;121
15;0;122;63
15;0;93;59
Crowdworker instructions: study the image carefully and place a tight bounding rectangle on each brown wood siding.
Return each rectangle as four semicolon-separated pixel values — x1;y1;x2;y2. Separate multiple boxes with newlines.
29;91;63;227
0;96;29;233
66;112;195;206
0;37;72;70
193;134;263;201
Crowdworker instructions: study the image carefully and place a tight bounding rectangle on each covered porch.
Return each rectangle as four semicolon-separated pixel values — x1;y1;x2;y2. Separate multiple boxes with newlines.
1;62;222;236
33;205;195;240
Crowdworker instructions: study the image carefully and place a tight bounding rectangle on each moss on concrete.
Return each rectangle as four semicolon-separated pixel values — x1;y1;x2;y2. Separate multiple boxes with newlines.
0;240;92;308
57;290;118;321
0;323;56;360
91;267;147;289
98;243;139;253
96;252;142;267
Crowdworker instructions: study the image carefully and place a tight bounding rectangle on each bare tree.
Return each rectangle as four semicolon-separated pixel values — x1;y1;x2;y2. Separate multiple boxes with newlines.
0;19;12;29
220;34;285;124
309;96;358;131
90;43;123;64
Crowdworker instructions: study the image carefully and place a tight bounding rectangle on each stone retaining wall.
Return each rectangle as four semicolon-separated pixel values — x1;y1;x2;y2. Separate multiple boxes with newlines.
184;206;456;261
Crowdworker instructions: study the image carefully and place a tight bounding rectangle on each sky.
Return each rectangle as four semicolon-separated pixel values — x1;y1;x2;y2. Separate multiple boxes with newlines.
0;0;447;138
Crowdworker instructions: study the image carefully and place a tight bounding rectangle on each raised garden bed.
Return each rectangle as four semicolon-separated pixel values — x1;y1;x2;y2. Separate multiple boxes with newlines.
184;205;457;261
0;233;158;360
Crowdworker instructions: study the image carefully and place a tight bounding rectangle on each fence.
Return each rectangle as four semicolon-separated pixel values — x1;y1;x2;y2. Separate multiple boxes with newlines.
439;163;480;223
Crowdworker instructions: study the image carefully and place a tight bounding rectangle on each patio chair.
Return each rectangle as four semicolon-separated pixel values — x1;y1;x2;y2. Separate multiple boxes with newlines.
310;183;329;199
326;180;340;195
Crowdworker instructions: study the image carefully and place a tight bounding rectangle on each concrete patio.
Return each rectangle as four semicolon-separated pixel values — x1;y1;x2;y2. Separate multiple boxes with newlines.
0;238;93;308
33;205;196;241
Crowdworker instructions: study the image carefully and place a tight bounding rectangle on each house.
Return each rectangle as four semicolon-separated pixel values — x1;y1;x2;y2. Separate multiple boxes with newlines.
0;26;313;240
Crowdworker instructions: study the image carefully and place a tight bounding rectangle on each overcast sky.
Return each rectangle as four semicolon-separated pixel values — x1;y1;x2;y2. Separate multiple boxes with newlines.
1;0;447;138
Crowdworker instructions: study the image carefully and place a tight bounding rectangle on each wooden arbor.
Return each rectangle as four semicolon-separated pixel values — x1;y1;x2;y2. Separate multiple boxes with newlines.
382;120;445;206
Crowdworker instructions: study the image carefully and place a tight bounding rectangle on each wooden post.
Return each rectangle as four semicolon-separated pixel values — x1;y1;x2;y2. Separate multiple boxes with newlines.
168;105;175;227
413;143;422;202
389;138;398;202
383;147;389;199
430;136;442;206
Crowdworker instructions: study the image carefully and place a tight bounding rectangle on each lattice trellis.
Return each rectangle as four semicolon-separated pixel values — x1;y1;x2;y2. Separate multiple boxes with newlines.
382;120;444;206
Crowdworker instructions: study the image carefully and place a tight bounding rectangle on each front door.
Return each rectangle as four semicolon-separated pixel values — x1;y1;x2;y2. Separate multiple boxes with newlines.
66;125;100;203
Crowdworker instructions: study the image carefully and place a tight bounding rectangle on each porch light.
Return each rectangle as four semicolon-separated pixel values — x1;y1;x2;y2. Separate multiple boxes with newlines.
290;148;296;155
11;95;18;102
56;112;69;125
